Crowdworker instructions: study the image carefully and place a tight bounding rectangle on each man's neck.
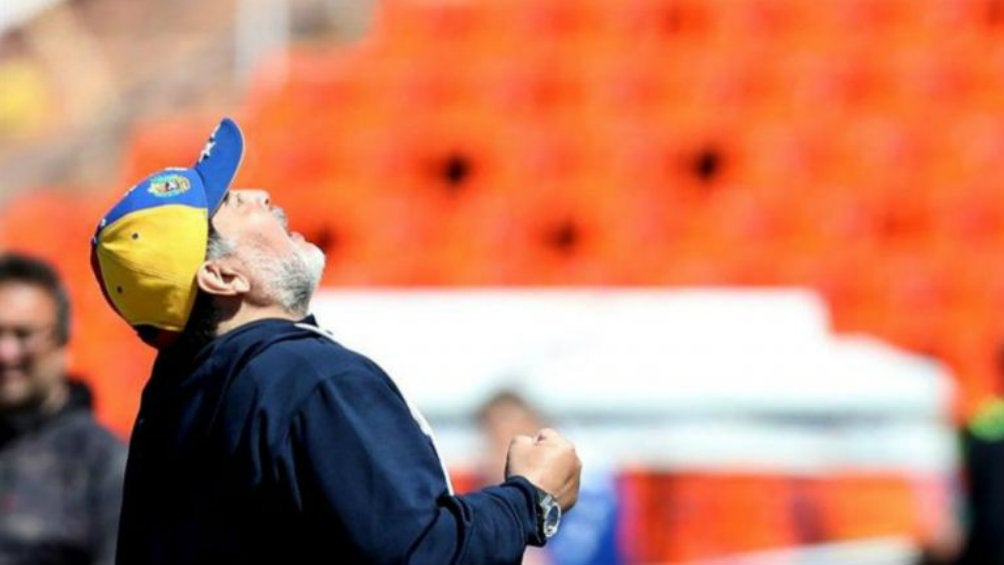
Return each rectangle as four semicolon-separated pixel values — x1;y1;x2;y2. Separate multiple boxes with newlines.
0;380;70;429
39;381;70;415
214;303;302;338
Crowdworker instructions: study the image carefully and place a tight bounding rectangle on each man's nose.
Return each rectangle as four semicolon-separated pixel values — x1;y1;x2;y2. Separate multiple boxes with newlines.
0;333;25;366
237;189;271;208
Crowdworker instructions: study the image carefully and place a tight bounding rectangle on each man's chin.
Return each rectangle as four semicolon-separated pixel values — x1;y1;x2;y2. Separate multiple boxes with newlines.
0;381;33;411
302;244;326;288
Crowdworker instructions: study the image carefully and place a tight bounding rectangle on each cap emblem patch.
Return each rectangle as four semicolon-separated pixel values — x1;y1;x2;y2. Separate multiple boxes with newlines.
147;174;191;198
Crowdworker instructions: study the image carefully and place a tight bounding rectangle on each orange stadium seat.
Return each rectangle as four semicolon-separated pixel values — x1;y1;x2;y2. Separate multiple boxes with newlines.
637;473;798;562
478;179;643;285
929;182;1004;244
607;0;723;44
836;117;932;192
477;56;588;125
731;0;822;40
508;0;611;69
375;0;502;61
588;55;685;120
817;473;919;541
617;468;663;563
738;118;834;194
795;185;891;248
379;54;478;114
657;473;721;562
827;0;918;36
871;252;954;354
256;128;334;191
703;186;796;247
649;241;750;286
706;49;790;112
809;243;886;332
956;115;1004;181
506;0;597;38
974;55;1004;112
710;475;797;553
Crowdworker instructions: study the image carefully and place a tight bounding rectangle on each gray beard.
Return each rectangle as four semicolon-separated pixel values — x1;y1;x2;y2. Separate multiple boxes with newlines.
272;244;325;317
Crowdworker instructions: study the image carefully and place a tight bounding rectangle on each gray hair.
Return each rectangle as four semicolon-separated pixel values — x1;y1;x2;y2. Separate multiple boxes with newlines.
206;228;233;260
178;226;232;348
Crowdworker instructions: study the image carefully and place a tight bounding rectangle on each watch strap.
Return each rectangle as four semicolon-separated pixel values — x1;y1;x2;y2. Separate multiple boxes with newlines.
503;475;549;547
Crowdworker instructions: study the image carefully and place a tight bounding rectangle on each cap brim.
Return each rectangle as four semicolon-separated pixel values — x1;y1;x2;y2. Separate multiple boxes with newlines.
193;118;244;214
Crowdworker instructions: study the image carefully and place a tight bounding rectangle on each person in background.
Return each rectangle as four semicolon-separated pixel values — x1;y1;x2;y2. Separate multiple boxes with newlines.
954;394;1004;565
0;252;127;565
477;390;623;565
918;341;1004;565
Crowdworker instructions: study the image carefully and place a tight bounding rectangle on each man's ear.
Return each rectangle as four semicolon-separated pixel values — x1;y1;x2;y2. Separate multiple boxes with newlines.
196;260;250;296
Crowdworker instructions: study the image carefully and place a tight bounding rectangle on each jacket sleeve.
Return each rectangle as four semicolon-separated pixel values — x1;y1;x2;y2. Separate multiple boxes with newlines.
88;433;128;565
278;362;541;565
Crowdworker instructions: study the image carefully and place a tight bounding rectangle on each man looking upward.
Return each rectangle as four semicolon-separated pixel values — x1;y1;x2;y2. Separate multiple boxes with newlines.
91;118;581;565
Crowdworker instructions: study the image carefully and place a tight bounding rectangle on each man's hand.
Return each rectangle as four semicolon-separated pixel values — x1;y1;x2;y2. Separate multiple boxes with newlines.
504;428;581;511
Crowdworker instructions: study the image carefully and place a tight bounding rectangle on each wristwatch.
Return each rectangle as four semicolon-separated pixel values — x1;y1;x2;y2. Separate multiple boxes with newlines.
535;487;562;541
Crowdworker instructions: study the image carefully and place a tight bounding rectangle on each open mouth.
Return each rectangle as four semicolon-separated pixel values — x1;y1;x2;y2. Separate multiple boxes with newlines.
272;207;290;231
0;367;26;383
271;206;303;242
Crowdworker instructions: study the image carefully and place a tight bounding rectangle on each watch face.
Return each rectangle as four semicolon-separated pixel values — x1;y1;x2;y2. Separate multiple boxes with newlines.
542;499;561;538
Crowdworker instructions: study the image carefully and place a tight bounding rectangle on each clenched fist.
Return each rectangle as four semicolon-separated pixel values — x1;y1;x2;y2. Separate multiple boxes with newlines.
504;428;581;511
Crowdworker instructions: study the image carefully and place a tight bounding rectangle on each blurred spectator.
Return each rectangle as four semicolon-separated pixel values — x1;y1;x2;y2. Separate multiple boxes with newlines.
0;252;126;565
955;395;1004;565
921;344;1004;565
476;390;623;565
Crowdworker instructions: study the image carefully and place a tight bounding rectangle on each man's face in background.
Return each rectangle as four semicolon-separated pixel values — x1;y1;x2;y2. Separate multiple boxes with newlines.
0;282;67;412
479;398;544;483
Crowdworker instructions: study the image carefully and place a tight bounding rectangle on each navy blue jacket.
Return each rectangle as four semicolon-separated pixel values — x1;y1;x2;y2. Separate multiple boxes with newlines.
117;317;542;565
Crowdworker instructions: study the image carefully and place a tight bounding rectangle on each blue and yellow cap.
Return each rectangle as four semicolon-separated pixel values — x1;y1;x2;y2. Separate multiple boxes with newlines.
90;118;244;337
